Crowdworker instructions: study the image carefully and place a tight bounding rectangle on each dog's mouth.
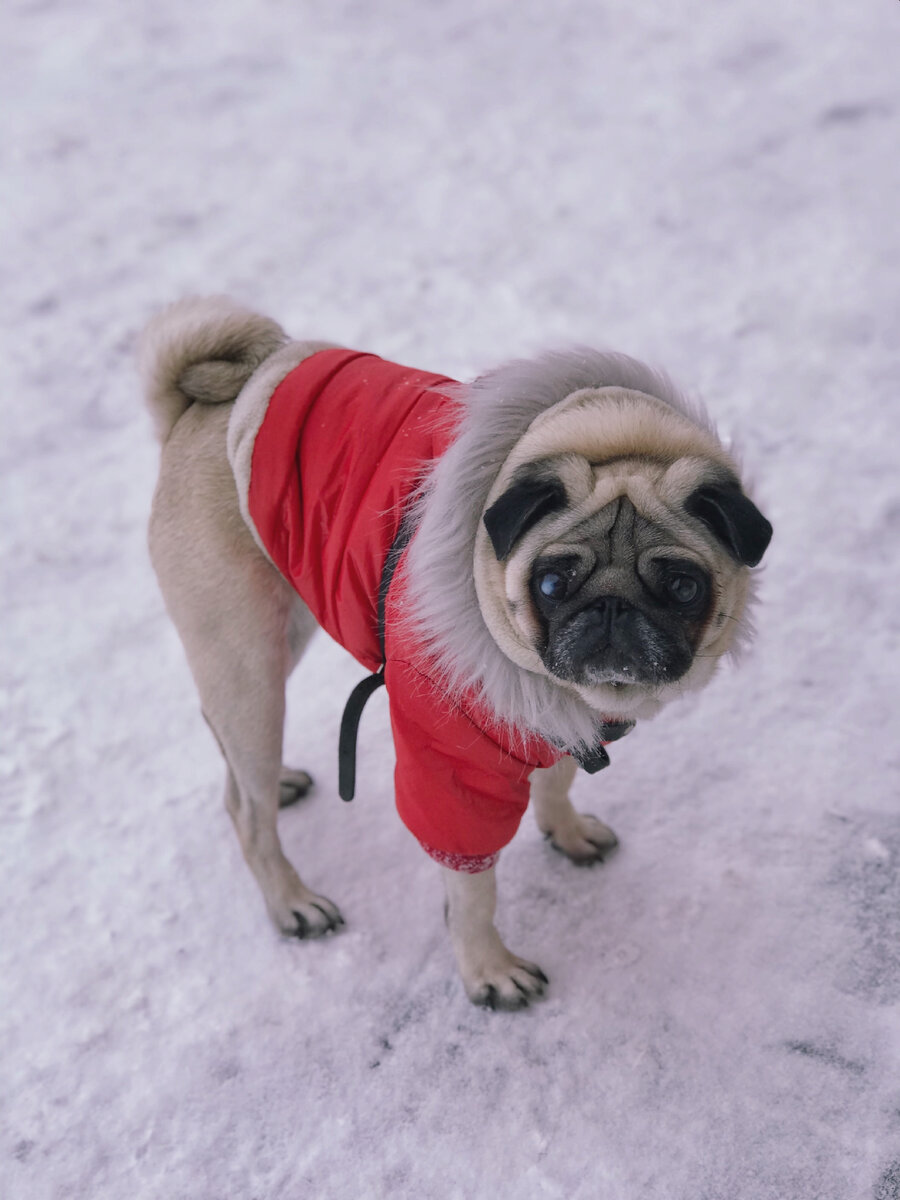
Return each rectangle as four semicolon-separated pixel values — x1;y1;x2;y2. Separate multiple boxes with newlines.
542;602;694;691
583;664;641;687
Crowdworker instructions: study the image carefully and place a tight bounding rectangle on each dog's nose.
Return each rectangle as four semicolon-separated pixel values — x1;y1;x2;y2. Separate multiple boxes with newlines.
582;596;634;645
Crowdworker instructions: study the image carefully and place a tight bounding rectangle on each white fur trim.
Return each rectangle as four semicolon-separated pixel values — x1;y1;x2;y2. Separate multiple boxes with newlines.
226;340;338;563
403;348;760;752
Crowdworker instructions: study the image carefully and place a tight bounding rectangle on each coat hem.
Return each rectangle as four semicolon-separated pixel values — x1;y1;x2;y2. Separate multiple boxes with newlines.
418;842;501;873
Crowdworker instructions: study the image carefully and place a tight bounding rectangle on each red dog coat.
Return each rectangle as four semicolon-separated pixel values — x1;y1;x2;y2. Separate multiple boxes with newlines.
245;348;563;872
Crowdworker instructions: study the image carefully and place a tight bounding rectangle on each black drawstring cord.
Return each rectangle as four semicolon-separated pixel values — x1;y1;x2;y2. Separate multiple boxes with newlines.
337;518;416;801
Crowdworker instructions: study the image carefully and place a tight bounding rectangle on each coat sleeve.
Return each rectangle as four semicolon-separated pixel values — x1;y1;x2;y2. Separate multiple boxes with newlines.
384;658;561;872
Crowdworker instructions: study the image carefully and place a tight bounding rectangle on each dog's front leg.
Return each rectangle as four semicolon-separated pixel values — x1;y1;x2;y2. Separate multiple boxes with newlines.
441;865;548;1010
531;756;618;864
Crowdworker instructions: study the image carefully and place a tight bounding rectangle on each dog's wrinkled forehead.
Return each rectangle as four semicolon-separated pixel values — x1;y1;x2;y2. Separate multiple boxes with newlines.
546;450;719;526
555;494;668;565
486;450;730;568
481;385;772;574
480;385;740;552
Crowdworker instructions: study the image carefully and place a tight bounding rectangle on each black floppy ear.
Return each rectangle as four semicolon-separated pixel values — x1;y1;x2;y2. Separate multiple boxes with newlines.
686;483;773;567
483;473;567;560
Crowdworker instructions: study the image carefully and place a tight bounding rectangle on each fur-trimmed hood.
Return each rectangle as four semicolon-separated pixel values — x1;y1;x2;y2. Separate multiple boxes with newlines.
404;348;758;752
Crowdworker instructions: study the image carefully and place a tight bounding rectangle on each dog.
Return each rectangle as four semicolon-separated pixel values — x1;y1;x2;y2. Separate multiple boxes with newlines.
141;296;771;1009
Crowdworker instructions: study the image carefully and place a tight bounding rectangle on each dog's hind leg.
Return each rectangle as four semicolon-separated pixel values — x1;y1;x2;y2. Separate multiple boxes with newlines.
200;599;342;938
150;403;343;938
530;756;618;865
276;600;321;808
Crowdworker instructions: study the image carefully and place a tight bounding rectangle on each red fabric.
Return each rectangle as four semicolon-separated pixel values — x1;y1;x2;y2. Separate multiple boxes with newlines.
247;348;562;868
248;349;454;671
384;655;557;862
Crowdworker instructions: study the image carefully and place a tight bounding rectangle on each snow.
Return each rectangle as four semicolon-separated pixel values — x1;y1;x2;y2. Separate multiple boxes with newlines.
2;1;900;1197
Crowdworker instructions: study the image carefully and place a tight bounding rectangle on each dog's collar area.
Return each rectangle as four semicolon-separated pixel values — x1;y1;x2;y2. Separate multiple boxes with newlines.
571;717;636;774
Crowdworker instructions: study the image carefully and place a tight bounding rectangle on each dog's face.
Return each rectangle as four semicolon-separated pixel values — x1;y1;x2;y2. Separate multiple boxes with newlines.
529;491;720;690
473;387;772;721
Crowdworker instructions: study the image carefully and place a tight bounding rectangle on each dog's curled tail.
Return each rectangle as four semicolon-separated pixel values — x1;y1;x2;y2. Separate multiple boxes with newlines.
139;296;288;442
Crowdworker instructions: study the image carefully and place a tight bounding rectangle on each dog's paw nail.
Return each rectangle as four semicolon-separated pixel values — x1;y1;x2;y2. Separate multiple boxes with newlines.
477;985;528;1012
481;986;499;1011
512;978;537;1004
310;901;344;933
467;957;548;1010
283;894;344;939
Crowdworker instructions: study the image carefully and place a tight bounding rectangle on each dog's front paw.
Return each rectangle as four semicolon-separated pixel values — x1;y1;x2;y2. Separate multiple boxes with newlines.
464;953;549;1011
266;877;345;939
545;812;618;865
285;894;345;939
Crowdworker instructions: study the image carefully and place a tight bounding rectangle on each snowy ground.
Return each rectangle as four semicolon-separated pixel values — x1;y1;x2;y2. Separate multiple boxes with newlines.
3;1;900;1197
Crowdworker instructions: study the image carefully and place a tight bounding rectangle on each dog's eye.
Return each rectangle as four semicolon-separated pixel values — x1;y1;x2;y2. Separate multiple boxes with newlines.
667;574;699;604
538;572;568;601
646;558;710;613
532;556;587;610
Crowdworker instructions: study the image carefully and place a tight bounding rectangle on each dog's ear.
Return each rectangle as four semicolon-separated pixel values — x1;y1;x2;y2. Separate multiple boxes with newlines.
686;483;772;567
483;472;567;560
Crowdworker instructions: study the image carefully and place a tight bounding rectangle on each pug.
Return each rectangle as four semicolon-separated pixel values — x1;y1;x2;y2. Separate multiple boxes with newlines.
142;296;771;1010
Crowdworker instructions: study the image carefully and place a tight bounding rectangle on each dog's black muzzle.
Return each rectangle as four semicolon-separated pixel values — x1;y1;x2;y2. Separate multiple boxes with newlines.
551;594;694;687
